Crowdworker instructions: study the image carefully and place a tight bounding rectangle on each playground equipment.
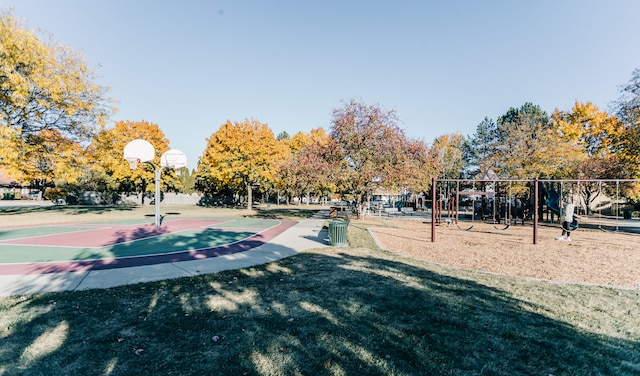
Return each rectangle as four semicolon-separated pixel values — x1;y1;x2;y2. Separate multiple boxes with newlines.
434;180;527;231
430;177;640;245
124;139;187;228
597;181;620;233
539;180;627;233
539;181;580;231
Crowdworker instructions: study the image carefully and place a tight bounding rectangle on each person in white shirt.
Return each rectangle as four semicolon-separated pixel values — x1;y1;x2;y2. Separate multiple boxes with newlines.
556;202;576;242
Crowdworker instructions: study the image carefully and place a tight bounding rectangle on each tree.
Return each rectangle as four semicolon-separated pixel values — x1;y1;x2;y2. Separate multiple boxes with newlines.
0;126;86;194
195;119;286;210
464;117;498;177
175;167;196;194
571;154;632;213
275;127;332;204
397;138;436;203
551;101;624;157
614;68;640;179
551;101;634;207
87;120;173;204
614;68;640;128
493;102;575;179
278;139;335;204
431;133;466;179
328;99;433;218
0;13;113;185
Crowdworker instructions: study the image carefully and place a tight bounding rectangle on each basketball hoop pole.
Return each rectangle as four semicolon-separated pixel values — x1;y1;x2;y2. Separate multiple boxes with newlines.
124;140;187;228
141;160;163;228
154;164;162;228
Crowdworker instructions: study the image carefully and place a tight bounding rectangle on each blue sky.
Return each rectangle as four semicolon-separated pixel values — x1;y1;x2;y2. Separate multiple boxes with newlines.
3;1;640;169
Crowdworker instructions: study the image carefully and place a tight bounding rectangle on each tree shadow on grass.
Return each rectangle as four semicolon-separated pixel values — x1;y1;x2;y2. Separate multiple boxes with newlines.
1;249;638;375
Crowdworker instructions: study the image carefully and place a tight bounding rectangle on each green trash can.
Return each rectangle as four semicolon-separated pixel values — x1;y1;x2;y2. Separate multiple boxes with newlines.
329;219;348;246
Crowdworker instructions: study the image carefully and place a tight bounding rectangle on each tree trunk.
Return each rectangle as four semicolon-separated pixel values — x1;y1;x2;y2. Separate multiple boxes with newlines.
247;183;253;211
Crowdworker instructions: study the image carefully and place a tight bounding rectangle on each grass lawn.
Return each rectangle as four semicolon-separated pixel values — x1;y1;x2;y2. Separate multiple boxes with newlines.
0;204;639;375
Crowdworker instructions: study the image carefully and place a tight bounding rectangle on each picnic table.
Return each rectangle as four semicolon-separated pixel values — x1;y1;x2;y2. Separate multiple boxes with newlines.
330;202;353;218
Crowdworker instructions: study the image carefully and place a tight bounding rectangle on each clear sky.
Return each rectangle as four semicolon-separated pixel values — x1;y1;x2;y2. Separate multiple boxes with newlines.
3;0;640;169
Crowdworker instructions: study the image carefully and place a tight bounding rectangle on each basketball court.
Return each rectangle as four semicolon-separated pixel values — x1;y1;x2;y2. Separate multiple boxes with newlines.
0;214;329;296
0;217;298;274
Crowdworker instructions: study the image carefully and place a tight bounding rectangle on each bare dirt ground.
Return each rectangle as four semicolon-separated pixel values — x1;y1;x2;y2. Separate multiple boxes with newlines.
366;218;640;289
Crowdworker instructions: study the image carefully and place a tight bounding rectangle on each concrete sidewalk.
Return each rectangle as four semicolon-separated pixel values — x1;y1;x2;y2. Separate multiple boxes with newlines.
0;212;330;297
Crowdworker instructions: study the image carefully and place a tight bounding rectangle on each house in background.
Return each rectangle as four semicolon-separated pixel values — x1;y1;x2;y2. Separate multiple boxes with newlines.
0;172;18;199
0;171;36;200
369;188;404;208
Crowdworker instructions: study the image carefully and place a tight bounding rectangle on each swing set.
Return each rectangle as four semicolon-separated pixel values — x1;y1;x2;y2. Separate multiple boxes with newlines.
430;177;639;245
433;179;526;231
541;180;626;233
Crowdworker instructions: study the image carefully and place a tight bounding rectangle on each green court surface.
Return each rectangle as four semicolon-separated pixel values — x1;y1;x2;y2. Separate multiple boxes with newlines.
0;230;255;263
0;217;285;264
0;226;100;241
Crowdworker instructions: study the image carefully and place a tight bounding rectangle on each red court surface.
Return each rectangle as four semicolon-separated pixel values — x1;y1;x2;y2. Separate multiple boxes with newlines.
0;218;297;275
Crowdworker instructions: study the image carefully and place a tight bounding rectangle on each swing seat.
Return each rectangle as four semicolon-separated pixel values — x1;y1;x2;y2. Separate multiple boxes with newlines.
562;219;578;232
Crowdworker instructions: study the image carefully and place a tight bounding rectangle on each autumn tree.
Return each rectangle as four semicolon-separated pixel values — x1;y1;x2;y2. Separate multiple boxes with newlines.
398;138;436;204
87;120;173;204
195;119;285;210
550;101;633;209
431;133;466;179
0;126;86;194
551;101;624;157
0;13;113;188
328;99;433;218
614;68;640;180
277;128;334;204
491;102;578;179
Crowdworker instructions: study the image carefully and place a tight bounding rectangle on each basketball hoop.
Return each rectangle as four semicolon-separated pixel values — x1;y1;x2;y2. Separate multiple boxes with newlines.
160;149;187;169
126;157;141;170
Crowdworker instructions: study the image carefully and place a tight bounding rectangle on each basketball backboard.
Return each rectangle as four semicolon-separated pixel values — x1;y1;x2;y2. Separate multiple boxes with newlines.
124;139;155;169
161;149;187;169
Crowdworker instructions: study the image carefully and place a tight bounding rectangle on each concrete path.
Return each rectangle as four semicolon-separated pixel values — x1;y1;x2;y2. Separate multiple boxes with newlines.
0;212;330;297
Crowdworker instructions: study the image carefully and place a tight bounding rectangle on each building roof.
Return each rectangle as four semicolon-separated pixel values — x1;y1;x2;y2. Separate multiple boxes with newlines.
0;171;18;187
480;168;499;181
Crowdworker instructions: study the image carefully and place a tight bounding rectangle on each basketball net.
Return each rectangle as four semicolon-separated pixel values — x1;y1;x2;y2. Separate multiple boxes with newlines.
127;158;140;170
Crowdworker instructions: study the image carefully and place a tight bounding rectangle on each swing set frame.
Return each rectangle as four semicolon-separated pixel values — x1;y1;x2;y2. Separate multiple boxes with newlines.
430;177;640;245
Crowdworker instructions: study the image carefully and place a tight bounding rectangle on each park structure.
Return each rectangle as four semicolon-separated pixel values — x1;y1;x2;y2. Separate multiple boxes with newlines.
124;139;187;227
430;177;640;244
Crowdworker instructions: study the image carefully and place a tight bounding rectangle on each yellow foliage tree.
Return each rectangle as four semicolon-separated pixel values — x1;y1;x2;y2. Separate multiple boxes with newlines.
551;101;625;157
0;125;86;192
0;12;113;191
431;133;466;178
196;119;286;210
0;13;112;137
284;131;312;153
88;120;173;203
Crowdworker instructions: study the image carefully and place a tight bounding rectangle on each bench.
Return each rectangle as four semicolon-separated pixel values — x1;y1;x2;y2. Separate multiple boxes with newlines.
383;207;401;216
330;204;352;218
400;207;414;215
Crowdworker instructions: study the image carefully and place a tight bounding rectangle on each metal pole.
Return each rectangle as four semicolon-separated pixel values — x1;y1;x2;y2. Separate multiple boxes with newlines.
533;178;539;244
431;177;436;242
455;181;460;224
155;167;162;228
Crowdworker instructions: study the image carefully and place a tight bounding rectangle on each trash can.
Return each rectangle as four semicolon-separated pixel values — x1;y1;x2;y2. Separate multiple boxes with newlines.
328;219;348;246
623;209;632;220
